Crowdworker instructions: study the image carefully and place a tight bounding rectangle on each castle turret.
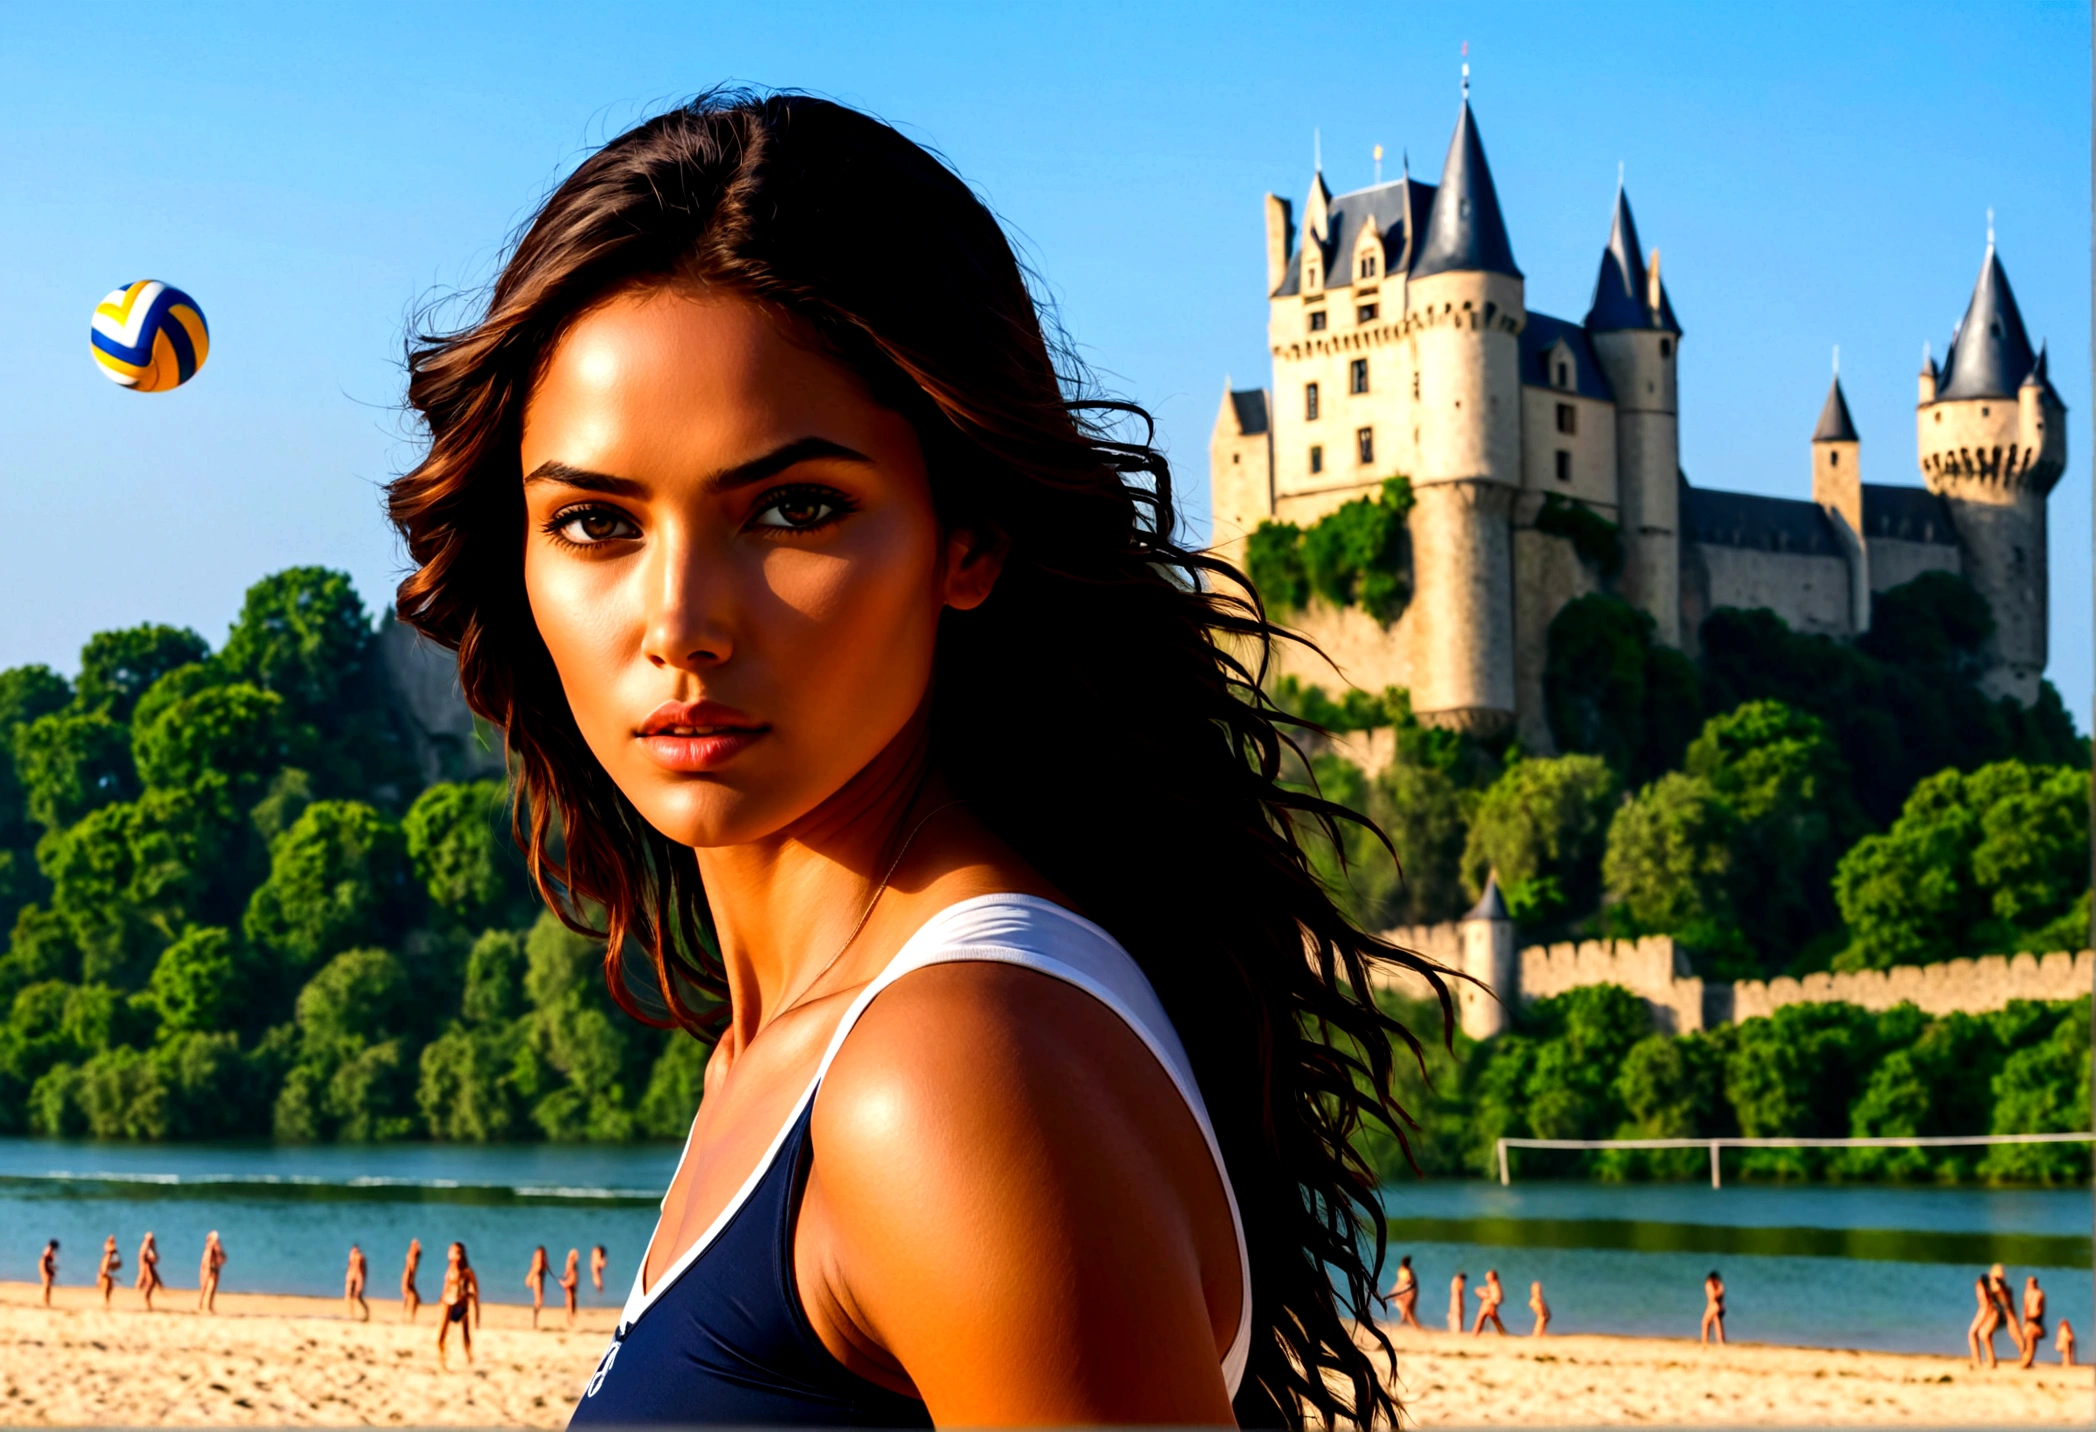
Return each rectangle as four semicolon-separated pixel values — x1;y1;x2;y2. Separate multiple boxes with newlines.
1264;193;1294;295
1917;237;2066;702
1403;93;1522;734
1459;871;1517;1040
1584;186;1682;645
1811;373;1869;631
1209;382;1274;571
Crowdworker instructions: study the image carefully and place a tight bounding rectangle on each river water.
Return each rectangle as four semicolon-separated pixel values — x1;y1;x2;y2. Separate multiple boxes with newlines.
2;1138;2086;1356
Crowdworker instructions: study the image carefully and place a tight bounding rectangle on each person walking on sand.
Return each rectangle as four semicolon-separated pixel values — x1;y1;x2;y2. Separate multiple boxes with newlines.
1986;1263;2023;1362
401;1238;423;1323
1700;1270;1726;1344
95;1235;122;1308
135;1232;162;1310
560;1248;581;1329
345;1244;370;1322
1447;1271;1467;1333
37;1241;57;1306
2018;1275;2046;1370
436;1242;481;1368
198;1231;226;1313
527;1244;549;1329
589;1244;606;1296
2055;1318;2076;1367
1471;1269;1508;1335
1390;1255;1421;1329
1970;1274;2003;1368
1528;1280;1550;1337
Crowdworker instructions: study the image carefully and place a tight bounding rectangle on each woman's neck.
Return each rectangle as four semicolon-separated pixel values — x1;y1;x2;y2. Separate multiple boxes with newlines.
694;719;942;1051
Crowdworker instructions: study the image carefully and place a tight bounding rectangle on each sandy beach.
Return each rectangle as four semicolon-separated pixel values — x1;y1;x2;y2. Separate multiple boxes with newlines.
1;1280;2090;1425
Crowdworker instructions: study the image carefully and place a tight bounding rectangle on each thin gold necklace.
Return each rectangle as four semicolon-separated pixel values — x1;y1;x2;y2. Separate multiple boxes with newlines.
771;798;964;1023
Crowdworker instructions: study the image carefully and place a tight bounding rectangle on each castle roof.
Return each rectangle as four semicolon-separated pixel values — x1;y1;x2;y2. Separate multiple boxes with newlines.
1861;484;1959;547
1583;187;1678;334
1274;177;1436;297
1463;870;1510;922
1227;388;1270;436
1519;312;1616;402
1410;99;1521;280
1682;486;1842;557
1936;242;2038;401
1812;376;1858;443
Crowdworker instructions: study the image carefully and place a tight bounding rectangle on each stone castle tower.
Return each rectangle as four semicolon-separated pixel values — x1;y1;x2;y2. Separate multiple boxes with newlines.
1211;92;2066;746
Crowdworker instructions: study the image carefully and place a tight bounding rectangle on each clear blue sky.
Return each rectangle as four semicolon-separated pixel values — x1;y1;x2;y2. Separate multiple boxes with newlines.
2;2;2088;725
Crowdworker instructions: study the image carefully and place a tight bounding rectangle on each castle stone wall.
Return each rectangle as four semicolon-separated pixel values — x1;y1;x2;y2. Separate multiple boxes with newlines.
1867;536;1961;593
1372;917;2090;1036
1693;542;1854;639
1509;522;1601;754
1265;597;1416;706
1730;950;2093;1022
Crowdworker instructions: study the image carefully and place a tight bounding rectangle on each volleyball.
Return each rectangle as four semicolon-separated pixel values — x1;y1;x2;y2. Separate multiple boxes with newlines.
91;281;210;391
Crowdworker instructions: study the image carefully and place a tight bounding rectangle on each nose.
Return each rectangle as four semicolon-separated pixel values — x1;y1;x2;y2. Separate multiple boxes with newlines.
640;524;736;673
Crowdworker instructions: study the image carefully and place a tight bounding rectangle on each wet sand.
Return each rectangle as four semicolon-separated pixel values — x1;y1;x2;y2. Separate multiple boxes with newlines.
1;1280;2089;1425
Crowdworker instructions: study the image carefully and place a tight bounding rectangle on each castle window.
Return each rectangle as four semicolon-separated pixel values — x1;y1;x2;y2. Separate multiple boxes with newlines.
1309;444;1324;474
1412;371;1421;400
1830;450;1840;467
1358;253;1378;279
1356;427;1375;464
1555;403;1577;435
1357;303;1378;322
1660;338;1672;357
1305;383;1320;421
1308;309;1327;331
1554;450;1571;483
1231;453;1240;464
1555;361;1569;389
1349;358;1369;394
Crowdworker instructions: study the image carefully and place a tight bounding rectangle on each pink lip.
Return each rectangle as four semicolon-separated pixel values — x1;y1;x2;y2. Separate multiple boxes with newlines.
635;700;769;772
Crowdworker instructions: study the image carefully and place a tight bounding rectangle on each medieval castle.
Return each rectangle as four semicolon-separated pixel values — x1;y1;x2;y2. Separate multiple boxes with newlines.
1209;91;2068;752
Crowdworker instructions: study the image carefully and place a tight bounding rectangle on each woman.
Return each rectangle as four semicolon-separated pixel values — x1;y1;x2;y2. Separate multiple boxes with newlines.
1969;1274;2000;1368
560;1249;582;1329
134;1232;162;1311
1701;1270;1726;1345
1527;1281;1549;1337
527;1245;549;1329
1391;1255;1421;1330
436;1242;481;1368
95;1235;122;1309
389;90;1444;1427
401;1238;423;1323
197;1230;226;1314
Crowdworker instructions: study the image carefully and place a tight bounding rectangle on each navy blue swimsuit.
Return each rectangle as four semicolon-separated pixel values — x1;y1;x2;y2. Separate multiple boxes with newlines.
568;1098;930;1426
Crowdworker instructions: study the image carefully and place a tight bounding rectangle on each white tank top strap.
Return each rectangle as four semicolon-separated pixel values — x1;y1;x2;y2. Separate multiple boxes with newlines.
624;892;1254;1396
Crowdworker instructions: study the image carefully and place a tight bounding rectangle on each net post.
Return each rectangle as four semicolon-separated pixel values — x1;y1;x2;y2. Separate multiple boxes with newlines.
1710;1140;1721;1189
1498;1140;1510;1186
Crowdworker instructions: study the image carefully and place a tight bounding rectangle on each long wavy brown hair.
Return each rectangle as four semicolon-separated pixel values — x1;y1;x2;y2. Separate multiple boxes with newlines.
388;89;1448;1427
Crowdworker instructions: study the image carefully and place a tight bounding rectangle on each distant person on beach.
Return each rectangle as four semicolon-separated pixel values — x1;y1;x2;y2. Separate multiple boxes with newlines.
1987;1263;2023;1361
1448;1271;1467;1333
1700;1270;1725;1344
1390;1255;1421;1329
38;1241;57;1306
527;1245;549;1329
1970;1274;2003;1368
135;1233;162;1310
1471;1269;1507;1334
1528;1280;1550;1337
96;1236;122;1308
2055;1318;2076;1367
2018;1276;2046;1370
198;1231;226;1313
589;1244;606;1295
560;1248;581;1328
401;1239;423;1323
345;1244;370;1322
436;1242;481;1368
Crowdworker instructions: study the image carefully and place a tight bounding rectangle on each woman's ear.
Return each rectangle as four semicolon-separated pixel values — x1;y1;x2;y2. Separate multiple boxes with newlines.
941;525;1009;611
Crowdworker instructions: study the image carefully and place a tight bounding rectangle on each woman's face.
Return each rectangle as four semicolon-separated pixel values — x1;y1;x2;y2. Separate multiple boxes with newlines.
520;288;998;850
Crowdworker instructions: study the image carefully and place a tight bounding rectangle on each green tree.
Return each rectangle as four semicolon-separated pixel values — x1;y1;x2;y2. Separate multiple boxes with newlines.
13;710;137;832
417;1024;528;1141
132;678;288;809
276;947;417;1142
1978;998;2092;1184
520;912;647;1141
404;781;528;929
0;666;72;929
1461;754;1618;925
145;926;243;1036
221;569;373;718
73;626;211;721
244;801;414;972
460;928;528;1026
1723;1002;1880;1177
637;1034;712;1138
1544;595;1702;785
43;788;226;987
1600;772;1741;958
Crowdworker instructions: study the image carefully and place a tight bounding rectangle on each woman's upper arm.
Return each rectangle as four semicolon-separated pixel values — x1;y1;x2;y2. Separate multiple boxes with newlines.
802;963;1238;1425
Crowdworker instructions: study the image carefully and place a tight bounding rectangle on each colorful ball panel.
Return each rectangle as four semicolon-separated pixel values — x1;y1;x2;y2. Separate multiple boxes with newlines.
92;281;210;392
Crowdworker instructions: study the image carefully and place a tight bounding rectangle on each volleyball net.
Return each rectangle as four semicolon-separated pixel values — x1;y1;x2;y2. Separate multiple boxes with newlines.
1494;1132;2096;1188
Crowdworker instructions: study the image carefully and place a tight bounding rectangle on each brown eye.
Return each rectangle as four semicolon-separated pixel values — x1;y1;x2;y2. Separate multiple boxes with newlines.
551;506;640;544
751;486;847;531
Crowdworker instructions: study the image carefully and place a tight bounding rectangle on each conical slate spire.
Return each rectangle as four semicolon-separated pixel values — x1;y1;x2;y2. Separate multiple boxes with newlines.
1937;241;2038;401
1584;186;1680;334
1463;870;1510;923
1410;99;1520;280
1813;376;1858;442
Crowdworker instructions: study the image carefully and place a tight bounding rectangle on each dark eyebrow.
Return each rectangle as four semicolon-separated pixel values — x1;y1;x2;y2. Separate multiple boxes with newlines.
522;438;873;497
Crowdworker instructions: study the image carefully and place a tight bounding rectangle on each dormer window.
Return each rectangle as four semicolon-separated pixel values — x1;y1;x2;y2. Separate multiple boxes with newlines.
1358;253;1378;279
1555;362;1569;389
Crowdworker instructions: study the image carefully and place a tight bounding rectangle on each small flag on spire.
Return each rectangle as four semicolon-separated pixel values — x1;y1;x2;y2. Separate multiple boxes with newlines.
1373;143;1383;184
1461;40;1470;96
